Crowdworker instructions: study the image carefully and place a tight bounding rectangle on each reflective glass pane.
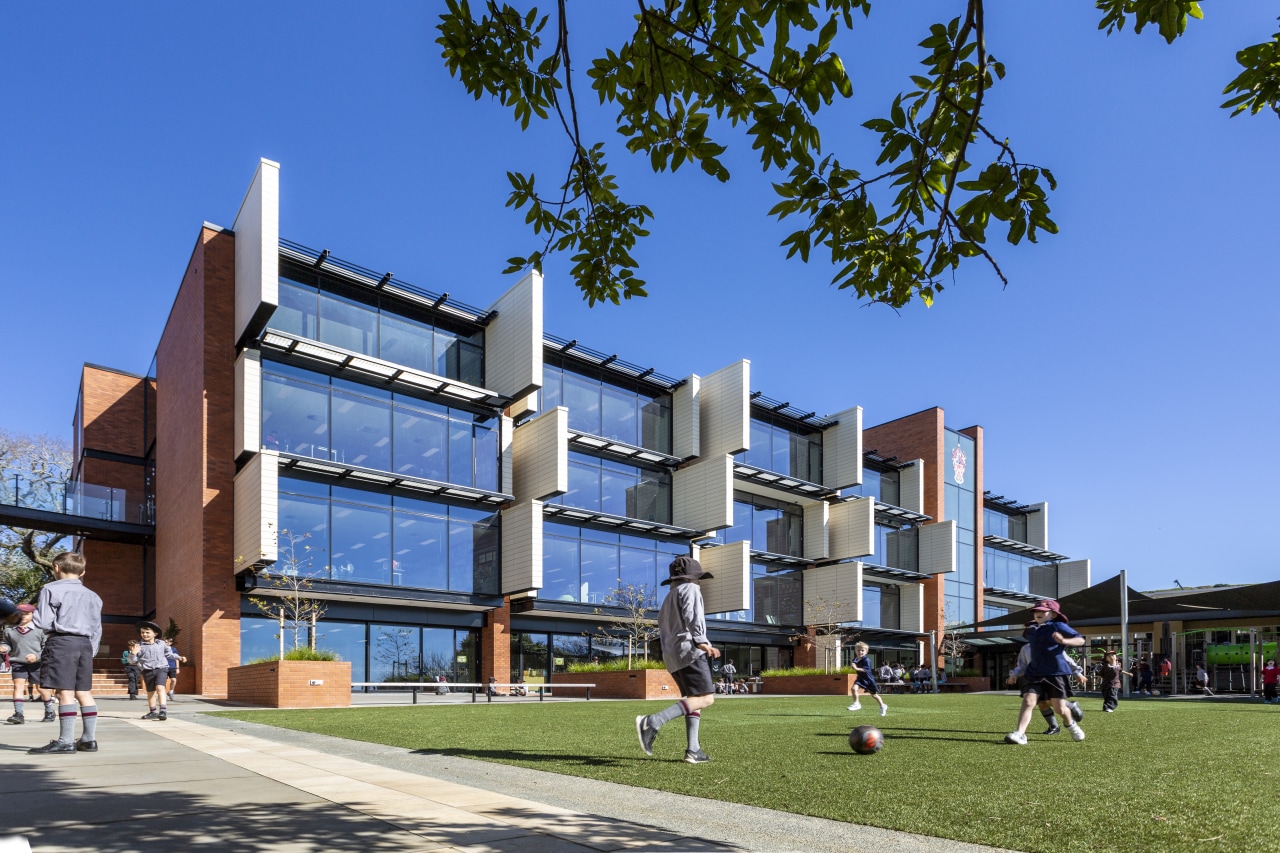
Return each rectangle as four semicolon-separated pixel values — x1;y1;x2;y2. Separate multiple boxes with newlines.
277;493;329;578
458;341;484;387
552;634;592;674
599;462;632;517
370;624;420;683
421;628;457;679
618;547;657;596
511;632;549;684
331;502;391;584
449;421;473;486
745;420;772;469
314;622;367;684
863;585;883;628
471;519;500;595
331;390;391;470
564;459;600;512
474;424;498;492
272;280;319;338
640;397;671;454
543;535;579;602
393;408;448;481
319;293;377;355
433;329;457;378
563;372;600;435
771;425;791;478
541;366;562;410
601;384;638;445
448;515;477;592
240;615;284;664
392;510;447;589
579;540;617;604
378;313;435;373
262;374;329;459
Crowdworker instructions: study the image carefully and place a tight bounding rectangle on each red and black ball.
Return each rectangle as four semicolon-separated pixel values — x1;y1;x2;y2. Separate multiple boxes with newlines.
849;725;883;754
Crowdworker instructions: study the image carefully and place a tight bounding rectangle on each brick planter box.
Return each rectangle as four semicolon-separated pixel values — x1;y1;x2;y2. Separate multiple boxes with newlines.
550;669;678;700
946;676;991;691
226;660;352;708
762;673;858;695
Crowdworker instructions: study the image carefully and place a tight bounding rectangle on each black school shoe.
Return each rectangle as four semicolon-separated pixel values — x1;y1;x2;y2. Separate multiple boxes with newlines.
141;711;160;720
5;713;24;725
1042;724;1061;735
41;710;56;723
76;739;98;752
29;740;75;754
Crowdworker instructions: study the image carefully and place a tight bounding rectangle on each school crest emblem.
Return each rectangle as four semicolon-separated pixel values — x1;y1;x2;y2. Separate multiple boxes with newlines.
951;444;967;485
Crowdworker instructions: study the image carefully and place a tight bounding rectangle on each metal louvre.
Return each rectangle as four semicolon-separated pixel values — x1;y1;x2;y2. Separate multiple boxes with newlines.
566;430;682;468
541;503;699;539
983;534;1068;562
277;453;512;507
732;461;835;499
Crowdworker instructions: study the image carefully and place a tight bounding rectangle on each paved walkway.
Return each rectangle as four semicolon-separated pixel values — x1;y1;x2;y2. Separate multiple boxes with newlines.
0;696;1012;853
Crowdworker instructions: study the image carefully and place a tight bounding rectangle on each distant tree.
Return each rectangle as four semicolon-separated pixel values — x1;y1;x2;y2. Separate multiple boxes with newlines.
794;595;857;672
590;583;661;668
0;430;74;603
246;529;328;661
940;622;972;673
439;2;1277;309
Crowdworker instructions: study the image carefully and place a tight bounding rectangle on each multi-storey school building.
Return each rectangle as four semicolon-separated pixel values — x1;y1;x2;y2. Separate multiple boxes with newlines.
67;161;1092;696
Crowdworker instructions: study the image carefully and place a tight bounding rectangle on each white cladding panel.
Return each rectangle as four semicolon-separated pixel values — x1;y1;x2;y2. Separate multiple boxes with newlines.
233;450;278;572
900;460;925;514
485;270;543;402
1057;559;1090;597
501;499;543;594
697;542;751;613
802;500;829;561
508;392;537;423
699;360;749;458
920;520;957;575
828;497;874;560
233;158;280;347
673;454;733;532
500;415;514;496
1027;502;1048;550
234;349;262;461
822;405;863;490
512;406;567;501
803;562;862;624
900;582;925;633
672;374;701;460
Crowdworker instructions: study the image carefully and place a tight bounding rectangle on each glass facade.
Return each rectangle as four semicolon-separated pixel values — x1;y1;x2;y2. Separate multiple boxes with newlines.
271;274;484;386
984;508;1027;542
261;361;500;492
848;466;900;506
983;603;1011;622
861;583;902;630
943;430;977;626
707;564;803;625
984;547;1058;596
541;522;687;605
276;475;500;594
708;493;804;557
868;522;919;572
737;416;822;482
541;364;672;453
239;617;476;685
547;451;672;523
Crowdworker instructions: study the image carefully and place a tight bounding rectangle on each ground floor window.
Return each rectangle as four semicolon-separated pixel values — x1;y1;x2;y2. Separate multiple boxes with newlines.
239;616;478;687
711;642;793;678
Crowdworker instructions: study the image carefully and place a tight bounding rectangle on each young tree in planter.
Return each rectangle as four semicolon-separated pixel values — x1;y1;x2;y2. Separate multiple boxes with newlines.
794;595;857;673
940;623;973;676
246;529;328;661
591;583;661;669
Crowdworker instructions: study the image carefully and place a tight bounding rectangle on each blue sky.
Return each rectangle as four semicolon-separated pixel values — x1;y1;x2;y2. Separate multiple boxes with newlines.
1;2;1276;593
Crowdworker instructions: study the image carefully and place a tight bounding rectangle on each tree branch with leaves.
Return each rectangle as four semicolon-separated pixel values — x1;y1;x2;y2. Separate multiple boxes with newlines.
439;1;1277;309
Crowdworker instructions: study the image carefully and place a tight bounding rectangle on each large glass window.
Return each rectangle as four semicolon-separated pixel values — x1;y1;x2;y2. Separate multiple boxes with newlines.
850;467;901;506
984;508;1028;542
511;632;550;684
861;583;901;630
262;362;500;492
541;523;685;605
738;417;822;482
983;547;1058;596
708;564;802;625
550;452;672;523
278;476;500;594
541;365;672;454
270;271;484;386
314;621;368;683
868;522;918;572
944;430;977;626
710;493;803;557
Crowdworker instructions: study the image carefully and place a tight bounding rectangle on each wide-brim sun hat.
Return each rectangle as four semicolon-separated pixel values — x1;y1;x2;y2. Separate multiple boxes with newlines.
1031;599;1067;622
661;555;713;586
135;620;163;634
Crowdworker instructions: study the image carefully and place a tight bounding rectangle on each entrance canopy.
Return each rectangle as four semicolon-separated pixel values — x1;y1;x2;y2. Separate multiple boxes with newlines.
961;574;1280;631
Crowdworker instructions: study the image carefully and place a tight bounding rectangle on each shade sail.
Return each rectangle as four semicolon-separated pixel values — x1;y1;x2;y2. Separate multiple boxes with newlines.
958;574;1150;630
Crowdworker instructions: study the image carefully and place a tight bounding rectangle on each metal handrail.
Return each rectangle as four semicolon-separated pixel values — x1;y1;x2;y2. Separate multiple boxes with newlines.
1;475;155;526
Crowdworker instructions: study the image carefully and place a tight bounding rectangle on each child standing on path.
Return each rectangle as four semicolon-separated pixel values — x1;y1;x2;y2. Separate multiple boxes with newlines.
136;621;172;720
1262;659;1278;704
635;556;719;764
1005;599;1087;745
1;604;55;724
121;640;143;700
28;552;103;754
846;641;888;717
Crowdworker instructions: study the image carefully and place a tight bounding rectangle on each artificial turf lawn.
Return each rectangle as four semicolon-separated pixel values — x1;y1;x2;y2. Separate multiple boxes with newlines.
213;693;1280;853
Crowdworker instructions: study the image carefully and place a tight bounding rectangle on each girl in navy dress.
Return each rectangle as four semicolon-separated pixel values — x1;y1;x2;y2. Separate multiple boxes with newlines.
846;641;889;717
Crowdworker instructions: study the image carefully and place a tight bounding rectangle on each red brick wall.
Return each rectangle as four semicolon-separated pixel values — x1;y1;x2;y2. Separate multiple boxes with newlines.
482;600;512;681
155;226;241;698
864;408;946;653
226;660;352;708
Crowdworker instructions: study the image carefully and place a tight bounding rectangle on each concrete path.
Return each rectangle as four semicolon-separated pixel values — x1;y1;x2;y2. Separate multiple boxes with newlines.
0;696;1014;853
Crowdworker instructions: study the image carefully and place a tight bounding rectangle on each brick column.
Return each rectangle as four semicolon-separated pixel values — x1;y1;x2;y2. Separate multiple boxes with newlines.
794;627;818;668
482;599;512;681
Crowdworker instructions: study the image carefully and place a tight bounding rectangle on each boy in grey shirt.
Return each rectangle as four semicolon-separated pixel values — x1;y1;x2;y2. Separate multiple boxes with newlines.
29;552;103;754
635;556;719;764
2;603;55;724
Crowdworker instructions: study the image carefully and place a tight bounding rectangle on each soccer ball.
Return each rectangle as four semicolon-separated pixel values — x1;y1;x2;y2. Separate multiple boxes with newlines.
849;725;883;755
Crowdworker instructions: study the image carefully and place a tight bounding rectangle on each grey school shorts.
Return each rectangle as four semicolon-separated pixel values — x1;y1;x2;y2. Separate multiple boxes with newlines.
39;634;94;692
670;657;716;698
9;661;41;682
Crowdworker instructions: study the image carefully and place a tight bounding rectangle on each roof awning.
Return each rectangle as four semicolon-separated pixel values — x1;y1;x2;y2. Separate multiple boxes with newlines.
958;574;1150;629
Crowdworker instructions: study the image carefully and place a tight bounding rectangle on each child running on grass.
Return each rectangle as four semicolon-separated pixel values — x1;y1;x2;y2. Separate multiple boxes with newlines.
846;641;888;717
1005;599;1086;745
1006;621;1084;733
635;556;719;764
1096;651;1131;712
